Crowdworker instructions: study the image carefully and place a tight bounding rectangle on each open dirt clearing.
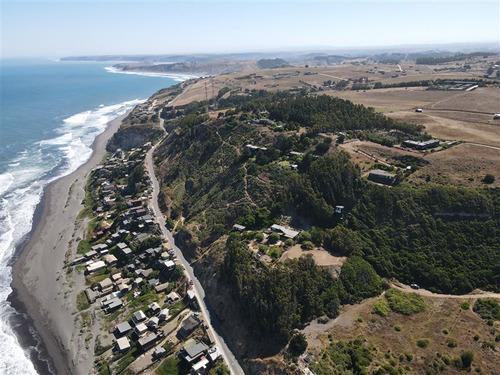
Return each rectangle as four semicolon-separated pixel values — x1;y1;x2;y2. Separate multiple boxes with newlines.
279;245;346;267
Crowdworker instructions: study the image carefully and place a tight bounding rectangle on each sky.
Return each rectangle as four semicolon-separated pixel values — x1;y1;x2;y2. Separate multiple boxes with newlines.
2;0;499;57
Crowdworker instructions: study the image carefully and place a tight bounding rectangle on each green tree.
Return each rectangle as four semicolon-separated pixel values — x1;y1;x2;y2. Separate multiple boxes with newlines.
340;256;382;303
288;333;308;357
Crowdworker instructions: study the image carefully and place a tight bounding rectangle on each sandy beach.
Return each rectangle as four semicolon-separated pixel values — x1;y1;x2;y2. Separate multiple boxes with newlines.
9;111;130;375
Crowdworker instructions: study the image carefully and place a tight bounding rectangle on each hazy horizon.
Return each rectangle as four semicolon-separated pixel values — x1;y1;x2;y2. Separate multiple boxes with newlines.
2;1;499;58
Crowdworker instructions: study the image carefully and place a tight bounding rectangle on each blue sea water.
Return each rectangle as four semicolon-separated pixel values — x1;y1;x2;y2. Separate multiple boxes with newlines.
0;58;181;374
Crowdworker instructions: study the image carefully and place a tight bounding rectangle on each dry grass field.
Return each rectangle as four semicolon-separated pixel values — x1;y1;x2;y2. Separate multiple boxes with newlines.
408;144;500;188
302;295;500;374
387;111;500;147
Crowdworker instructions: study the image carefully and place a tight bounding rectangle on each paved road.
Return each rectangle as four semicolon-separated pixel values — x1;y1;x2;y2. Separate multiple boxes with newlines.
145;128;245;375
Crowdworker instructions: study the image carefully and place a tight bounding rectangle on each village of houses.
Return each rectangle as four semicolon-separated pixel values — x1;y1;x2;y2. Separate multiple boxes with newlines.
69;143;225;375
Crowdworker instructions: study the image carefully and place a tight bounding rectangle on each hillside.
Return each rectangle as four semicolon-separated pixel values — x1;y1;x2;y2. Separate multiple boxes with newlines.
147;87;500;373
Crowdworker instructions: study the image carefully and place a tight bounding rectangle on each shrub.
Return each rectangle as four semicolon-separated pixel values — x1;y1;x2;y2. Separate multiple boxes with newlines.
268;232;280;244
442;329;449;335
474;333;480;341
385;288;426;315
255;232;265;242
297;231;312;243
481;341;496;350
417;339;429;348
442;355;451;365
460;301;470;310
460;351;474;369
473;299;500;320
373;299;390;317
482;174;495;184
447;339;457;348
301;241;314;250
394;324;402;332
451;356;463;369
357;316;364;323
405;353;413;361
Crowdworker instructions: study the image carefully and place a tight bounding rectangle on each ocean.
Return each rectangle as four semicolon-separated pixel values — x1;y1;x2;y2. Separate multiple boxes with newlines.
0;58;181;374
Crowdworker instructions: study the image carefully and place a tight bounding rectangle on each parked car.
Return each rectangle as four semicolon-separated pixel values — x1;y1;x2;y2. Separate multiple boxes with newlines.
410;283;420;290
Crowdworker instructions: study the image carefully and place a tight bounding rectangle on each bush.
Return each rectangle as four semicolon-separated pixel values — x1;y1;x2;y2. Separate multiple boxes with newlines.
442;355;451;365
473;299;500;320
460;351;474;369
394;324;402;332
417;339;429;348
482;174;495;184
405;353;413;361
255;232;265;242
373;299;390;317
297;231;312;243
451;356;463;369
268;232;280;244
447;339;457;348
460;301;470;310
301;241;314;250
385;288;426;315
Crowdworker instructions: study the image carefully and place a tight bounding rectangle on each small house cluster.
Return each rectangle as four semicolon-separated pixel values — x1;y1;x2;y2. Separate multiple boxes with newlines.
71;144;225;374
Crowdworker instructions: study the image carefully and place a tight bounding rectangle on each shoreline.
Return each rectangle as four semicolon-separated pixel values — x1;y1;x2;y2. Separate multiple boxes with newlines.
8;110;131;375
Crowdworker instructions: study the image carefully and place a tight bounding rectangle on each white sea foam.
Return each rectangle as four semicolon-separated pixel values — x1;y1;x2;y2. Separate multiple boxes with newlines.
105;66;198;82
0;98;144;374
0;173;15;196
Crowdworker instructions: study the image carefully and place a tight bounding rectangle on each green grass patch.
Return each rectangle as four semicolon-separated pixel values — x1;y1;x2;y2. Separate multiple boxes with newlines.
80;310;92;329
114;346;138;374
267;245;282;260
373;299;390;317
97;362;111;375
77;238;92;255
127;292;159;310
86;271;109;286
77;290;90;311
155;356;180;375
169;300;186;317
385;288;425;315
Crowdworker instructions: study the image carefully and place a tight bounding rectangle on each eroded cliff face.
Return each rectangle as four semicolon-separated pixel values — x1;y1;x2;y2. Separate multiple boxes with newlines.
107;123;163;152
107;86;182;152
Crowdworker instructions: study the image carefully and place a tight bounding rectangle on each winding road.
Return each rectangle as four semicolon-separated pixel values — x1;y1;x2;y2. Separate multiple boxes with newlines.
145;116;244;375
